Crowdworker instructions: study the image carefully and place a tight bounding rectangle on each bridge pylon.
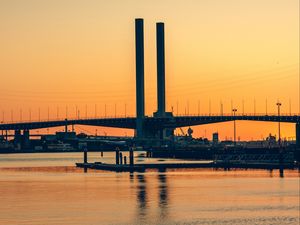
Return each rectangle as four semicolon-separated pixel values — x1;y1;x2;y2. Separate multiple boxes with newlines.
135;18;145;140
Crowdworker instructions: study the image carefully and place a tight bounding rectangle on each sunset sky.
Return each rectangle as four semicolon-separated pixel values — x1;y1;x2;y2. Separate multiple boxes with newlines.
0;0;299;140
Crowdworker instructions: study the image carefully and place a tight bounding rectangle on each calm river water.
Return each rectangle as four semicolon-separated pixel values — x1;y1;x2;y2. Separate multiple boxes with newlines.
0;152;299;225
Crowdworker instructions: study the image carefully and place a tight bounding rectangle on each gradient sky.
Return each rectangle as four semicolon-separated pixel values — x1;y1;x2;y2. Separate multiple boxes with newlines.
0;0;299;139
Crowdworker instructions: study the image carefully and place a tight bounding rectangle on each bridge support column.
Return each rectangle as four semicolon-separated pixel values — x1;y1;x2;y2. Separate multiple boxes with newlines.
65;119;68;133
14;130;21;142
22;130;30;149
296;123;300;149
14;130;21;149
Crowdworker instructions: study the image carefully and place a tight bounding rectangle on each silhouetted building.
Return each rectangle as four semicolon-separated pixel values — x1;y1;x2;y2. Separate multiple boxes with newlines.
212;132;219;144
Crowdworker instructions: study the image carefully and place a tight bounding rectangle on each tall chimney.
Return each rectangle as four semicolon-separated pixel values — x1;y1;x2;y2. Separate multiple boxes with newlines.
156;22;166;116
135;18;145;138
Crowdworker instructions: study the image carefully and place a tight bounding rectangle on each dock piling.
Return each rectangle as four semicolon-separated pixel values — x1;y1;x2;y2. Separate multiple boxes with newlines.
129;147;134;167
120;152;123;165
83;147;88;173
279;148;284;177
84;148;88;164
115;147;120;165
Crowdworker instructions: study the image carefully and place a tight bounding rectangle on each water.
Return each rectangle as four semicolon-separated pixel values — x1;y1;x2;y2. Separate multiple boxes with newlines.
0;152;299;225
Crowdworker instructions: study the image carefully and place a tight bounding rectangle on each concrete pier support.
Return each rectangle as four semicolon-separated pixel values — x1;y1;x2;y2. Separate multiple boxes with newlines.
296;123;300;149
14;130;21;144
23;130;30;149
64;119;68;133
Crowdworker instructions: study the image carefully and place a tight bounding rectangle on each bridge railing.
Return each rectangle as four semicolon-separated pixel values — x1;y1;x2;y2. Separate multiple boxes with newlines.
173;113;300;117
0;115;136;125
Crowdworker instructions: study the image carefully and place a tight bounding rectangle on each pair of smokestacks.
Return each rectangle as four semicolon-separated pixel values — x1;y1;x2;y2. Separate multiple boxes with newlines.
135;18;166;138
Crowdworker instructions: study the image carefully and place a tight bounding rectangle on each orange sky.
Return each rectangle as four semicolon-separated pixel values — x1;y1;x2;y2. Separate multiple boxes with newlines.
0;0;299;140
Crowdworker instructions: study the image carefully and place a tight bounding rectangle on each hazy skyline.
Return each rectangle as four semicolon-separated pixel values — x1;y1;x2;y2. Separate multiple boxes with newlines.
0;0;299;139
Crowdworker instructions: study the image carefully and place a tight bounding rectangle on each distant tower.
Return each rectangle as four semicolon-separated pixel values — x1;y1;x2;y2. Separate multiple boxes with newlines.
135;18;145;138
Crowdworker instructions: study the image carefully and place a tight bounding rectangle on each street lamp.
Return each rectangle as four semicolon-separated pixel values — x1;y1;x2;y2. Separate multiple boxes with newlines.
232;108;237;146
276;102;282;146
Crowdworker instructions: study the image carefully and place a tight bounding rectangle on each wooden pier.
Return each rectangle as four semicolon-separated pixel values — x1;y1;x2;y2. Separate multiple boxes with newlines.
76;147;299;173
76;161;298;172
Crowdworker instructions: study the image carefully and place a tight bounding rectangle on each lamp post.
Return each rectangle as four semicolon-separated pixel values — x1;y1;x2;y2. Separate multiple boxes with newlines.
232;108;237;146
276;102;282;146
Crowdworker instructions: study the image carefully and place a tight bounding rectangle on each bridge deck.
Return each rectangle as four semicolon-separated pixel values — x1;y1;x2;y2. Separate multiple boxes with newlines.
0;115;299;130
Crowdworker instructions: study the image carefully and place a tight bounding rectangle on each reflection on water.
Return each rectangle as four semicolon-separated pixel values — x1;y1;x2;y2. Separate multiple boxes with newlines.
0;153;299;225
136;174;147;221
158;172;168;220
135;171;169;224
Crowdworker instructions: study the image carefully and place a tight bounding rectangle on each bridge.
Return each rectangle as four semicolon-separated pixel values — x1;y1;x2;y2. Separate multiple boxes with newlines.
0;114;299;131
1;114;300;148
1;19;299;147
